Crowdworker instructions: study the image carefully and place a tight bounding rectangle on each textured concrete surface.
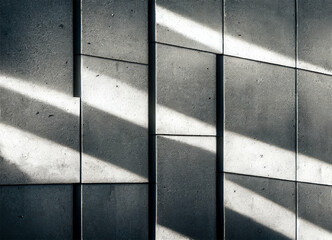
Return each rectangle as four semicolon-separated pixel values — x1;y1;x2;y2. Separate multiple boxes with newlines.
224;0;295;67
157;136;216;239
224;173;296;240
83;184;148;240
298;71;332;185
224;56;295;180
156;44;216;135
0;185;73;239
82;0;148;64
298;0;332;75
155;0;223;53
82;56;148;183
298;183;332;240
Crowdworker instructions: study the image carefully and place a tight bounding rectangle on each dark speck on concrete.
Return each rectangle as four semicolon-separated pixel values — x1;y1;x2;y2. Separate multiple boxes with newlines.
48;114;54;118
36;112;39;115
58;24;64;29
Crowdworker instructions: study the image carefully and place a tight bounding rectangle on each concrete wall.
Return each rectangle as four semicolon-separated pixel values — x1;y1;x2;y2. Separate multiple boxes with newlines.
0;0;331;239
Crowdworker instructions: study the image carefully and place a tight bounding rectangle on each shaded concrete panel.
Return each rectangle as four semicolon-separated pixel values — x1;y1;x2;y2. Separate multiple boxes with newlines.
224;0;295;67
298;183;332;240
298;71;332;185
82;0;148;64
0;185;73;239
298;0;332;75
156;44;216;135
224;56;295;180
82;56;148;183
157;136;216;240
155;0;223;53
224;173;296;240
83;184;149;240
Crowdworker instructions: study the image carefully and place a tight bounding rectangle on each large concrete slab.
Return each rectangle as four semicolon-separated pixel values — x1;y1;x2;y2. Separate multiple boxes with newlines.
0;185;73;239
157;136;216;239
0;0;80;184
82;0;148;64
155;0;223;53
298;71;332;185
82;56;148;183
298;183;332;240
224;173;296;240
156;44;216;135
224;0;295;67
83;184;148;240
298;0;332;75
224;57;295;180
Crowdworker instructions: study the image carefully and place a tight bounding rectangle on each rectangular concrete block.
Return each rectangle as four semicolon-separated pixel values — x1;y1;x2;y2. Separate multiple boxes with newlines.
0;0;80;184
224;173;296;240
224;56;295;181
298;70;332;185
157;136;216;239
298;0;332;75
156;44;216;135
155;0;223;53
82;184;149;240
298;183;332;240
82;56;148;183
224;0;295;67
0;185;73;239
82;0;148;64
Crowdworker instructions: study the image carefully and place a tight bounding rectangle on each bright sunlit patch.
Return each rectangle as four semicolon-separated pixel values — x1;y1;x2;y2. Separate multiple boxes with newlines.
156;224;189;240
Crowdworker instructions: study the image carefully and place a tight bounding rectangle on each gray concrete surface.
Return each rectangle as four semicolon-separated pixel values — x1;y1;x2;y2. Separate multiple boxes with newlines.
0;185;73;239
83;184;149;240
82;0;148;64
224;56;295;181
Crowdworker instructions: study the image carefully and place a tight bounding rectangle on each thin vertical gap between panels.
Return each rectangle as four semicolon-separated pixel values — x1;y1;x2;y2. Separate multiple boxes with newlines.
73;0;81;97
295;0;299;239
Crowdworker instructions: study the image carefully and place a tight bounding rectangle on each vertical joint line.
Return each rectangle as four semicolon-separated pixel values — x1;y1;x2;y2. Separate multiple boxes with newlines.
295;0;299;239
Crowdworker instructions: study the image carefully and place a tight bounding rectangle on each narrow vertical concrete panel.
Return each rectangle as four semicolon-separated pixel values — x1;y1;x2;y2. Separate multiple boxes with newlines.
298;183;332;240
0;185;73;239
156;44;216;135
157;136;216;240
82;0;148;64
82;184;149;240
224;174;296;240
224;56;295;181
82;56;148;183
0;0;80;184
224;0;295;67
298;0;332;75
155;0;223;53
298;71;332;185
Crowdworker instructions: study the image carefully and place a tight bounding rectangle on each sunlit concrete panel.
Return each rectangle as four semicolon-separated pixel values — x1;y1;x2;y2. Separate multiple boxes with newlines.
298;0;332;75
82;56;148;183
0;185;73;239
155;0;223;53
225;173;296;240
82;0;148;64
157;136;216;239
224;57;295;180
224;0;295;67
298;183;332;240
156;44;216;135
298;71;332;185
83;184;148;240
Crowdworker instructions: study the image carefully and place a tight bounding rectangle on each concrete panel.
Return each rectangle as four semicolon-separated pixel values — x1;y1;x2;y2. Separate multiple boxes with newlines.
224;173;296;240
0;0;80;184
82;0;148;64
83;184;149;240
156;44;216;135
0;185;73;239
298;71;332;185
224;0;295;67
157;136;216;239
224;56;295;180
298;0;332;75
298;183;332;240
82;56;148;183
155;0;223;53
